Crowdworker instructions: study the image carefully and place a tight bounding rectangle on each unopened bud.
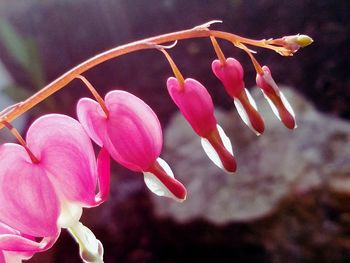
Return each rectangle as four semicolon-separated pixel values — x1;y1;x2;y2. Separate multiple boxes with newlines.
283;34;313;53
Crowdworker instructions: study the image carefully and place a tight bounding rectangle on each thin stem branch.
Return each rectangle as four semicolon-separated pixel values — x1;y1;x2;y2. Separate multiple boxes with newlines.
0;24;279;130
159;48;185;88
76;75;109;118
0;119;39;163
210;36;226;65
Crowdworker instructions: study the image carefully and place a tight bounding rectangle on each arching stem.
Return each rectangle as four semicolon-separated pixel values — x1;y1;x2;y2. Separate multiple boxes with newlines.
0;23;296;130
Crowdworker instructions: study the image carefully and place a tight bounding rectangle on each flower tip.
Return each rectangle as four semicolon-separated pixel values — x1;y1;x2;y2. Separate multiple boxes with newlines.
144;158;187;202
296;34;313;47
281;112;297;130
233;90;265;136
282;34;313;53
176;191;187;203
222;155;237;174
201;125;237;174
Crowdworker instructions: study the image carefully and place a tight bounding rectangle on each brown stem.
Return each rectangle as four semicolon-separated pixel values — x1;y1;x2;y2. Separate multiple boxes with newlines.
159;48;185;89
210;36;226;65
0;25;279;130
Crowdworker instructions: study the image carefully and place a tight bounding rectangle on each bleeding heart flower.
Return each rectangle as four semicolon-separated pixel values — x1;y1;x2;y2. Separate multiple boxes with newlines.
256;65;296;129
0;114;110;262
212;57;265;135
166;77;236;173
77;90;187;202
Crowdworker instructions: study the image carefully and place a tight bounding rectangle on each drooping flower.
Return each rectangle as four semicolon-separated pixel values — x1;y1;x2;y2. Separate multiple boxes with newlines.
212;57;265;135
256;65;296;129
0;114;110;262
167;77;236;173
77;90;187;202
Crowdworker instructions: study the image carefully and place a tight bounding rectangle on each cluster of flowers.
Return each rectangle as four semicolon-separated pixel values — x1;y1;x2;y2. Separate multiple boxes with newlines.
0;24;312;263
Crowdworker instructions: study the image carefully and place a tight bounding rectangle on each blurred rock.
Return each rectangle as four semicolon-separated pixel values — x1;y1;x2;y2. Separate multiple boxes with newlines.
151;87;350;224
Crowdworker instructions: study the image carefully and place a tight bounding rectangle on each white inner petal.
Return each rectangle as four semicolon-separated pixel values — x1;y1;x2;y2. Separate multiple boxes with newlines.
245;88;258;110
262;91;281;121
68;221;104;263
217;124;233;155
200;125;234;173
143;158;182;202
57;201;83;229
280;91;296;118
234;98;250;128
234;89;260;135
201;137;222;169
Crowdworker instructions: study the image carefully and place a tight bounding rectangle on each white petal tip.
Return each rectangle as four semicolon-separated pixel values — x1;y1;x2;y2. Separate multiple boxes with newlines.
234;90;262;136
201;125;235;173
68;222;104;263
143;158;185;202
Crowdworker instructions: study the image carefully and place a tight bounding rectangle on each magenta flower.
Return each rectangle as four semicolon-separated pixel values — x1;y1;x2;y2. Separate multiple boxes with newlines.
0;114;110;262
77;90;187;202
212;57;265;135
256;65;296;129
167;77;236;173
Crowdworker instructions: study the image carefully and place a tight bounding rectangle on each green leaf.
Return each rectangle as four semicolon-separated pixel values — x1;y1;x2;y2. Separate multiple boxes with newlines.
0;19;46;88
0;20;30;70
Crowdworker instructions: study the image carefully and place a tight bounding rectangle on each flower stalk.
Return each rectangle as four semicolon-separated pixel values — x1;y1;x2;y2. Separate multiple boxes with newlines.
76;75;109;118
0;119;39;163
0;22;312;129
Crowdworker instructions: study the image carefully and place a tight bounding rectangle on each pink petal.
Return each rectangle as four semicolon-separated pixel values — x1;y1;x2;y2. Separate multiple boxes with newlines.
0;144;60;237
256;66;296;129
167;77;217;137
211;58;245;97
0;231;59;254
77;98;108;147
104;90;162;171
0;222;20;236
93;147;110;206
26;114;98;206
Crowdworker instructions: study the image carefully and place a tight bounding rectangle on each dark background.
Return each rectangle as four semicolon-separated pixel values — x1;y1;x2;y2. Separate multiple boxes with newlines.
0;0;349;262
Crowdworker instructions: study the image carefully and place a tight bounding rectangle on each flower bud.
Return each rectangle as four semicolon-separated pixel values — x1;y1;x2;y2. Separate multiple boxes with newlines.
256;66;296;129
212;58;265;135
282;34;313;53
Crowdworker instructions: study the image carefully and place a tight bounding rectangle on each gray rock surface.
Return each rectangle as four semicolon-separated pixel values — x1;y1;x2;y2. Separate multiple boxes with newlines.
151;87;350;224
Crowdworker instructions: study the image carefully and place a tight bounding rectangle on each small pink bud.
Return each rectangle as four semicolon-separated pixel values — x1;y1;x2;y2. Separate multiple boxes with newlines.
212;58;244;97
256;66;296;129
212;58;265;135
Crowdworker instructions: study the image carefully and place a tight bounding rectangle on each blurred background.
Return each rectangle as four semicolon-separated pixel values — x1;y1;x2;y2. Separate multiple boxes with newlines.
0;0;349;262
